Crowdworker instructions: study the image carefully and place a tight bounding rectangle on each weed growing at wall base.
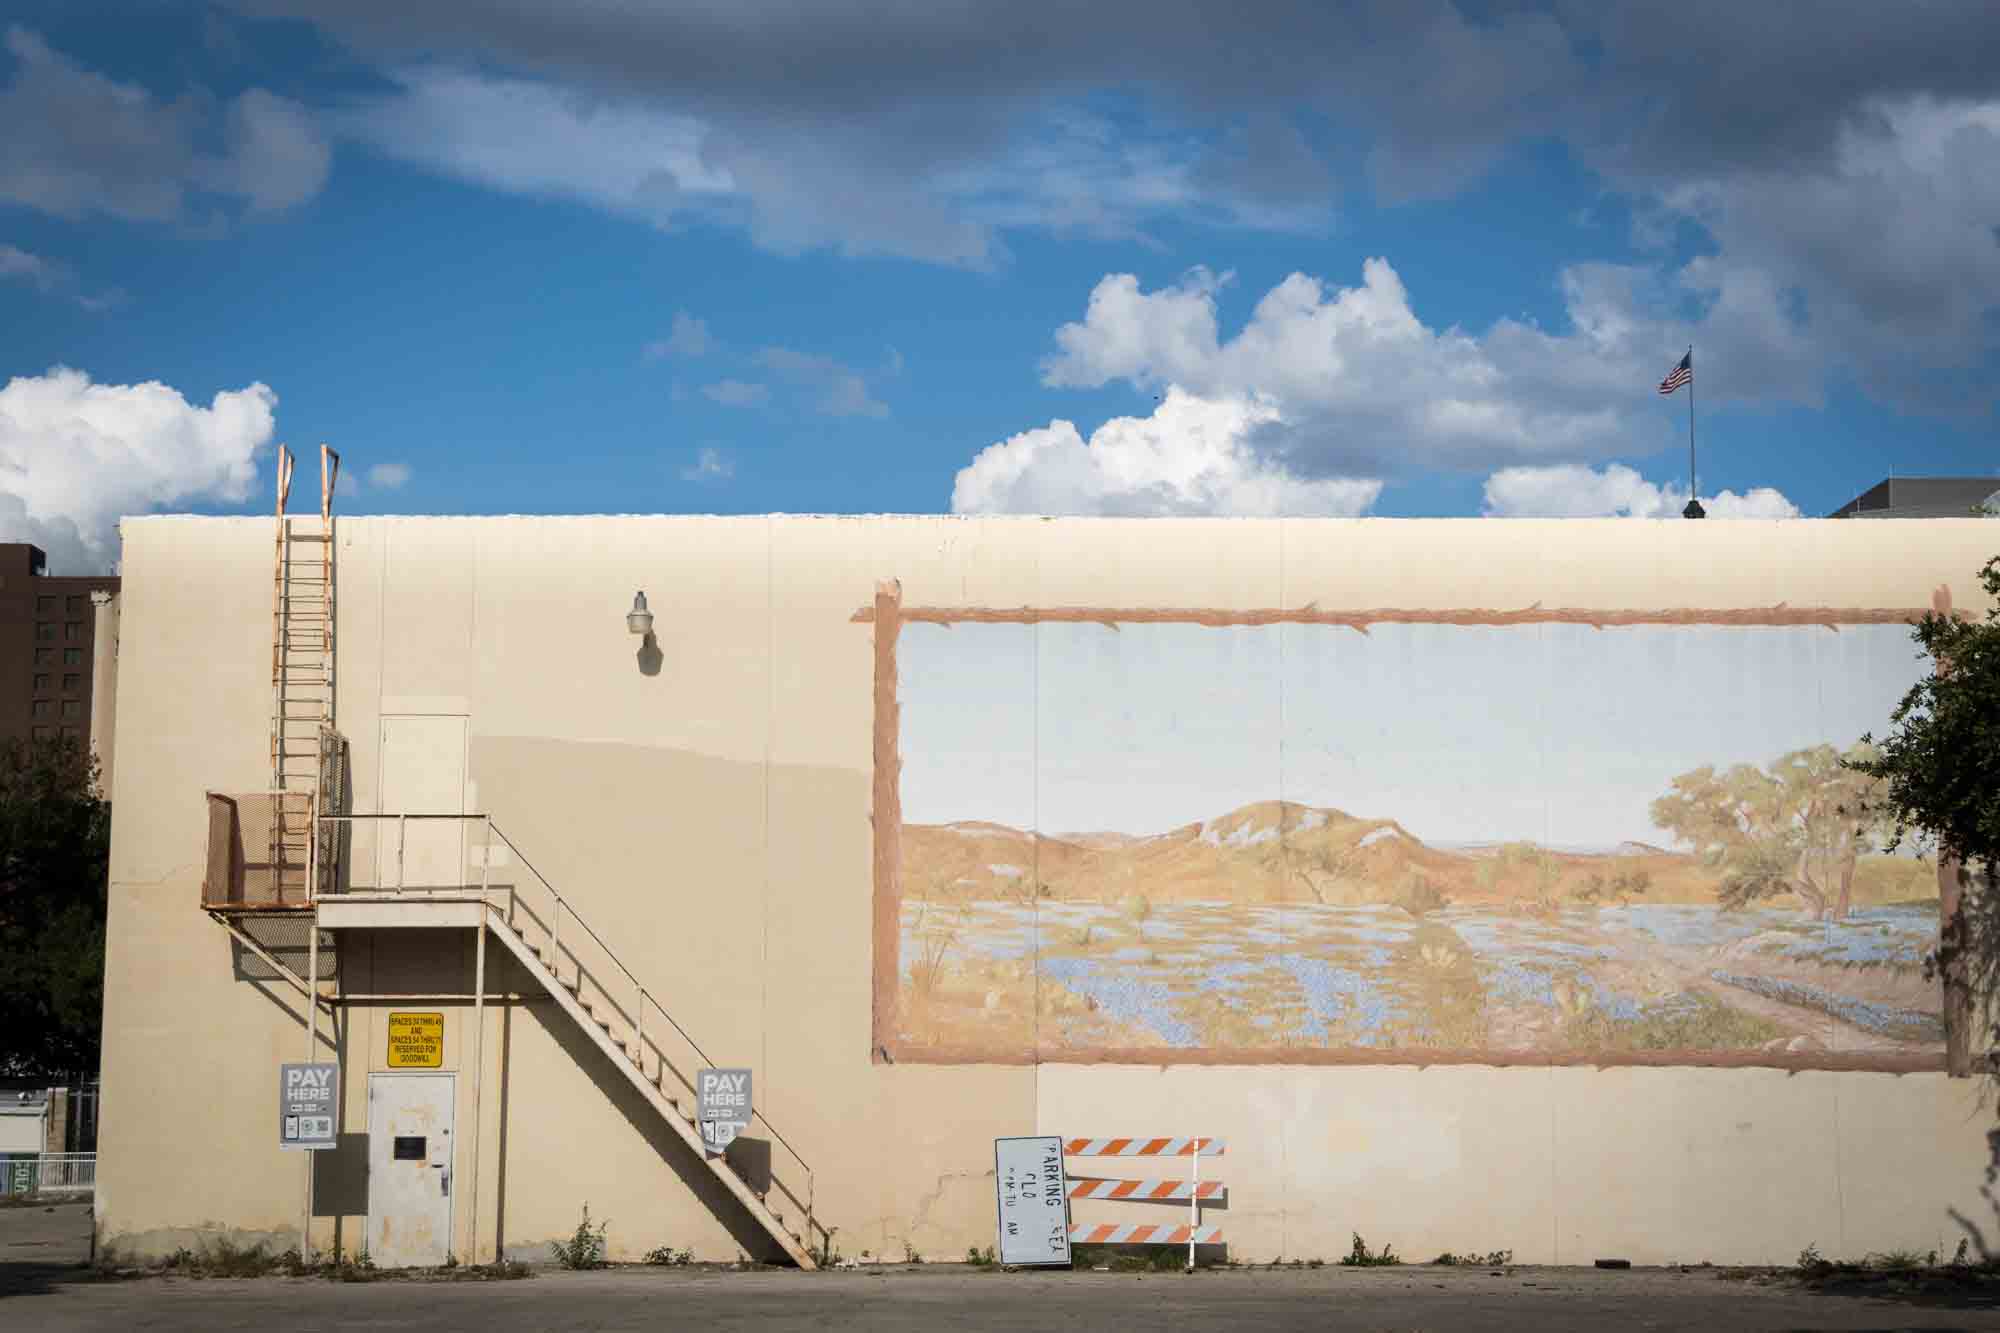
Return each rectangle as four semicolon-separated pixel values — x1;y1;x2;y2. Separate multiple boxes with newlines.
551;1204;608;1270
811;1227;842;1268
1433;1249;1513;1267
1070;1244;1197;1272
143;1241;521;1283
1341;1234;1400;1266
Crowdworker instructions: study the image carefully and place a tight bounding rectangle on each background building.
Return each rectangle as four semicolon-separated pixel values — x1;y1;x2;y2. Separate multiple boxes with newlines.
1829;476;2000;518
0;544;119;775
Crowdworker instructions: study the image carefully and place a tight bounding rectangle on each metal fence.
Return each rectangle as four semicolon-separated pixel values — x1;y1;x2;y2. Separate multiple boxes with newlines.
2;1153;95;1196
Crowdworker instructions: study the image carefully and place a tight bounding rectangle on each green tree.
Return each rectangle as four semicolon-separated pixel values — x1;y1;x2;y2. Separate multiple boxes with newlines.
0;736;110;1079
1650;743;1888;920
1848;558;2000;1073
1849;559;2000;898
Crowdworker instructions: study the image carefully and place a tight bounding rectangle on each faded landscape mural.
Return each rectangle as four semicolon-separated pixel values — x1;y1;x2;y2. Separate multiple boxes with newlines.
885;615;1943;1067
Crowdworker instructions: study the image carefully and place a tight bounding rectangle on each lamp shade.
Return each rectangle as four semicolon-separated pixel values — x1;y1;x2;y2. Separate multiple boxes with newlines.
627;591;654;636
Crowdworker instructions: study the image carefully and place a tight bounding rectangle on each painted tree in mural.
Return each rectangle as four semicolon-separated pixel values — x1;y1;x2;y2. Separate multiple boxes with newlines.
1649;743;1888;920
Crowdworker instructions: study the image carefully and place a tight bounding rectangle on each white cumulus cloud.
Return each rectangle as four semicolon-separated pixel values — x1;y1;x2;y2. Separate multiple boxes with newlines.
952;387;1381;517
0;367;278;572
1481;463;1801;520
1040;259;1697;476
365;461;411;489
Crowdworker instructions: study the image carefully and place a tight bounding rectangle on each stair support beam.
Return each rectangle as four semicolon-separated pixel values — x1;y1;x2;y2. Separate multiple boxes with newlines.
478;905;816;1268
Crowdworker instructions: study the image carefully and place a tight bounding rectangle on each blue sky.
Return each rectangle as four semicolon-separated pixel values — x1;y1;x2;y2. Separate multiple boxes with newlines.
2;2;1997;572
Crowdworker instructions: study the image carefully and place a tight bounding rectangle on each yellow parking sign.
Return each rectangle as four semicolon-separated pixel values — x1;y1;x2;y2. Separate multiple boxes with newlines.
386;1012;444;1068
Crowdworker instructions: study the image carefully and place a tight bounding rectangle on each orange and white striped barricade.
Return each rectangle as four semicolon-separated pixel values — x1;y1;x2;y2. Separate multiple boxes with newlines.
1063;1137;1225;1268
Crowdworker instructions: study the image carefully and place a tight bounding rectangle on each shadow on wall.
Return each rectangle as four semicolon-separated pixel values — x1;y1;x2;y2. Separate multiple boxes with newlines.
1951;1128;2000;1263
637;634;662;677
507;995;786;1264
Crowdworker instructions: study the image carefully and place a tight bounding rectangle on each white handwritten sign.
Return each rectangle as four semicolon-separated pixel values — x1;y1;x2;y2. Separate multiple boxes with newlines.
993;1136;1071;1267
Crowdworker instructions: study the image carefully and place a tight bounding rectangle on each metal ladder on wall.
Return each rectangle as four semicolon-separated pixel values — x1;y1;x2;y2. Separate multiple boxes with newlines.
270;444;341;903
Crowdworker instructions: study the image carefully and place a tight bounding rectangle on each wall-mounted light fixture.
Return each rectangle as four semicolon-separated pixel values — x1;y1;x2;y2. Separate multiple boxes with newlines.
627;591;654;636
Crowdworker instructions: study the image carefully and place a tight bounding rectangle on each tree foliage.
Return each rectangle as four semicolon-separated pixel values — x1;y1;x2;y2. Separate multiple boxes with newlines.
1849;558;2000;885
1650;743;1888;919
0;735;110;1079
1846;558;2000;1072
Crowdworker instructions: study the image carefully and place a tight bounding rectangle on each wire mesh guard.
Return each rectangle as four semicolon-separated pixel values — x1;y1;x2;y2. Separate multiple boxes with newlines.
228;914;338;983
203;791;313;908
205;732;349;909
315;729;350;896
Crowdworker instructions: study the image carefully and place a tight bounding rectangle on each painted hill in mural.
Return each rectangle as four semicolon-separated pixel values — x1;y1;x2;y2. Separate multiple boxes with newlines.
895;799;1945;1060
900;799;1932;915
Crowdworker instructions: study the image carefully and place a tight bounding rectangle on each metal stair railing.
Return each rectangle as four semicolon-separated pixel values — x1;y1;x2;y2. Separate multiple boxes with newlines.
316;812;823;1257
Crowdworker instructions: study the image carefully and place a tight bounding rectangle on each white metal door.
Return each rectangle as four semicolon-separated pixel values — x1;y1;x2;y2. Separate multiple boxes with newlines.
366;1072;456;1267
376;715;467;889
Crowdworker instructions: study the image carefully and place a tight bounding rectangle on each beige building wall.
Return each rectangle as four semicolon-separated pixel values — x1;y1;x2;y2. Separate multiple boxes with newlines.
97;514;2000;1266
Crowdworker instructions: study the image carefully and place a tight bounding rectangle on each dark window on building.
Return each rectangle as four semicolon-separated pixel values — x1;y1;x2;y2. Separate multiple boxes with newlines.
58;726;77;742
59;700;78;720
31;700;49;719
35;623;54;641
31;726;52;742
64;623;80;642
34;648;53;667
32;674;48;692
63;649;80;666
65;595;82;615
62;673;79;693
35;596;54;614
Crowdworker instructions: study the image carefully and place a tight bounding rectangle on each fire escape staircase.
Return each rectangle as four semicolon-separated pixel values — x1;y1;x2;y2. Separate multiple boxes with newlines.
487;885;818;1269
207;443;819;1268
314;834;822;1270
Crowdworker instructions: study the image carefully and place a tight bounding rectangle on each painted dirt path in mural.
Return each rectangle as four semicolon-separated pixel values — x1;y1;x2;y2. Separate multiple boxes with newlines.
1479;906;1934;1055
893;802;1943;1063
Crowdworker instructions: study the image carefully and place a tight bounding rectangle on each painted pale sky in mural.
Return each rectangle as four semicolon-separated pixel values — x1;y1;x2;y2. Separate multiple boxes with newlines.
898;620;1924;847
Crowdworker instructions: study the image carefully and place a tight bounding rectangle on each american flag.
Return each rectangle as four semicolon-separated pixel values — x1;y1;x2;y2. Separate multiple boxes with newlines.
1658;351;1692;395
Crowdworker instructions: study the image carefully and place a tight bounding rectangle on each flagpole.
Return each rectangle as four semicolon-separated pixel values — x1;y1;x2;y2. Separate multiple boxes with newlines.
1682;345;1703;519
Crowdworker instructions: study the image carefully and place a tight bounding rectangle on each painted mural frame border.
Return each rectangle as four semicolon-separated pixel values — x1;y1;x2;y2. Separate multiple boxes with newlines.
859;580;1950;1074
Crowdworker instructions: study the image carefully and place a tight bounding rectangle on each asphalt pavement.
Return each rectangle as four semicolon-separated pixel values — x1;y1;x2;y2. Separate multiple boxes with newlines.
7;1202;2000;1331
